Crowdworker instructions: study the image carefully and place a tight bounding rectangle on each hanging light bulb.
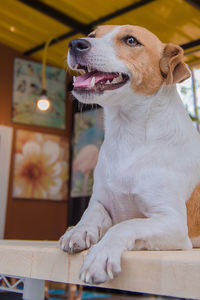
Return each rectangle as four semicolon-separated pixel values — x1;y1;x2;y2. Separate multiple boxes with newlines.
36;90;50;111
36;37;54;112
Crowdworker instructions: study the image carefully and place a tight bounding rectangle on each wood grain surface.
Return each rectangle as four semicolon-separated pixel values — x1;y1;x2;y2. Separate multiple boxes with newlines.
0;240;199;299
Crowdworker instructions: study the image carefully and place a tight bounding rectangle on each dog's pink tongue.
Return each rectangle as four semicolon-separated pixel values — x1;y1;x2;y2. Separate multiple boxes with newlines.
73;72;117;88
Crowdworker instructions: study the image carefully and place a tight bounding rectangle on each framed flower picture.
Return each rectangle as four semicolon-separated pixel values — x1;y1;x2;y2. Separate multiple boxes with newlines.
12;129;69;201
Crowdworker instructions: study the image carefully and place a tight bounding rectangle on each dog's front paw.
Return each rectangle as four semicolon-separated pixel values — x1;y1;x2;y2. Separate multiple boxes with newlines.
79;244;122;284
59;225;102;253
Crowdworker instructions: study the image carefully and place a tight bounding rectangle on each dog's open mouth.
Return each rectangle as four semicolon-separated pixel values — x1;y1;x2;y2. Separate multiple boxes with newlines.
73;65;129;93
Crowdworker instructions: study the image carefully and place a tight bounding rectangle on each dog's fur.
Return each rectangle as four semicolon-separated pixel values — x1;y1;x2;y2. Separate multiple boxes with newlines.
60;25;200;284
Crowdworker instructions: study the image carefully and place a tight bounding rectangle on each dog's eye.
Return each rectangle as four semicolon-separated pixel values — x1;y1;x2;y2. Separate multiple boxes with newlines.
124;36;141;47
88;33;96;38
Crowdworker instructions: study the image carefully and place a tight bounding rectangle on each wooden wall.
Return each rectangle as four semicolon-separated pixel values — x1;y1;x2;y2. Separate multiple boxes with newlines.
0;42;72;240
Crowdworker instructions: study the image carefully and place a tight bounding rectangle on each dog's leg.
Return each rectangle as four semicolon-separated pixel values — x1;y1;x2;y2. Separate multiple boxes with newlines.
80;213;192;284
79;175;193;284
59;200;112;253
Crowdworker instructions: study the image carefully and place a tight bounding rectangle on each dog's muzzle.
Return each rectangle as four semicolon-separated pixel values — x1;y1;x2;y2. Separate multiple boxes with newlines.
68;38;129;95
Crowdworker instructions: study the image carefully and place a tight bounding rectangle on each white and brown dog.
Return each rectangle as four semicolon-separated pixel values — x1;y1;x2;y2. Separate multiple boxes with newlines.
60;25;200;284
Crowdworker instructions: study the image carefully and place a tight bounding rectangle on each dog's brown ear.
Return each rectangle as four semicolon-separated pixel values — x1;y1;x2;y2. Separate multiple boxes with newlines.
160;43;190;85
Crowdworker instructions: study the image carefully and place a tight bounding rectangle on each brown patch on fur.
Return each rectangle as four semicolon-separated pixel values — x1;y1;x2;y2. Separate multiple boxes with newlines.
89;25;118;38
113;25;165;96
87;25;190;95
187;185;200;238
110;25;190;95
160;44;190;84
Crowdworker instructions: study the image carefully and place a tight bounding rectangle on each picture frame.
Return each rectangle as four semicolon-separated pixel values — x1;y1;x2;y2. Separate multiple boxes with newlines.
12;58;66;129
70;108;104;198
12;129;69;201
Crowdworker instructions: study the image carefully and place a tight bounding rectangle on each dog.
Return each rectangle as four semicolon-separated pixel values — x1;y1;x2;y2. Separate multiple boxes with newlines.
59;25;200;285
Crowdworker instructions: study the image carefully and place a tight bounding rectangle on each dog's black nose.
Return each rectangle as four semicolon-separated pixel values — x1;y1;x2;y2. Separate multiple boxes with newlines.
69;39;91;54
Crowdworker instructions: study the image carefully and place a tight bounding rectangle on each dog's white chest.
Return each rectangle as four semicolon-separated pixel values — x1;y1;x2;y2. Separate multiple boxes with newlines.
101;135;145;194
99;191;145;224
95;143;146;223
103;143;133;192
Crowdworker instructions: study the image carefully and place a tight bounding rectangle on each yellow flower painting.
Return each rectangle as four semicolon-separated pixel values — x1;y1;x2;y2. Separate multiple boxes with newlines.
12;130;69;200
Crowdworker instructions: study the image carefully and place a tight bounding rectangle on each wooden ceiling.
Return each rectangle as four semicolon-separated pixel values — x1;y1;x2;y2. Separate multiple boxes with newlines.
0;0;199;68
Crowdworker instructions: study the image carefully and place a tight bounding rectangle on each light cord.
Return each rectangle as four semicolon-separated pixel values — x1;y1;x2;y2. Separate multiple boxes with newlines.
42;37;54;91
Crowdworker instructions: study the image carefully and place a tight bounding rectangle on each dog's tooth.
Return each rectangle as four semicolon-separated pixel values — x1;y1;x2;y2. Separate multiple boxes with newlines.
106;80;110;85
73;76;76;82
75;64;78;69
116;76;122;83
118;74;123;81
88;66;92;72
90;77;95;87
111;78;118;84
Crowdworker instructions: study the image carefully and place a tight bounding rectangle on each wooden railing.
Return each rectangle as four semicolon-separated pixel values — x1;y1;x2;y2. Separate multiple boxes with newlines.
0;240;199;300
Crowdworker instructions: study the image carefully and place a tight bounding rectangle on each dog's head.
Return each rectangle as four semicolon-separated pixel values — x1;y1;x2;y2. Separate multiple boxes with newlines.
68;25;190;106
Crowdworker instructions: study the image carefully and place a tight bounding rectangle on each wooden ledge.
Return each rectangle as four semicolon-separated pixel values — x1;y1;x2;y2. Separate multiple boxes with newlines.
0;240;199;299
